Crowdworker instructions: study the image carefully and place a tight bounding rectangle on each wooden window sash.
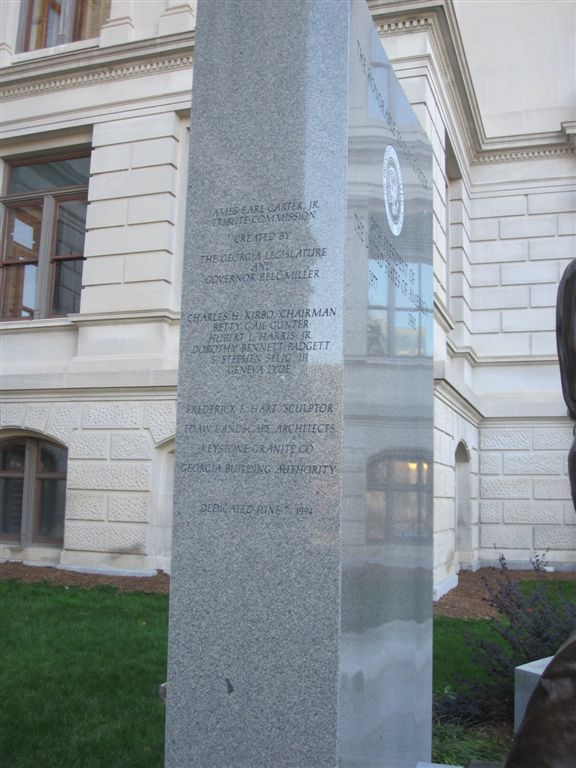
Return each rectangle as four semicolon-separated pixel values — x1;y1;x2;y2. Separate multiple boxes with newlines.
1;154;89;320
0;438;67;546
16;0;108;52
34;194;55;318
1;186;89;206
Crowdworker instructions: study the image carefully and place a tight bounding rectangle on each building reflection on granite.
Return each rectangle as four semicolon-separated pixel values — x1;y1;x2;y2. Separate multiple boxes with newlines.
338;11;433;765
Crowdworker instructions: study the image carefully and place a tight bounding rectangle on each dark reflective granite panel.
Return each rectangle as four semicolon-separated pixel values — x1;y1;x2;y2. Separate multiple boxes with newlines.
338;4;433;766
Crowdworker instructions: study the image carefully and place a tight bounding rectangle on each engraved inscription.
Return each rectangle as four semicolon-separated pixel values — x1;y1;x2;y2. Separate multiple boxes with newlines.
209;199;319;227
356;40;428;190
185;307;336;374
177;397;339;513
354;212;431;319
177;195;339;524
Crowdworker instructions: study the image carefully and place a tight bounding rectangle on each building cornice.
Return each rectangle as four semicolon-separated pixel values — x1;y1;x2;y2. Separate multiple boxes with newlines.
2;5;571;165
472;355;559;367
434;293;455;333
0;32;194;101
562;121;576;144
0;385;178;401
68;309;181;327
0;310;181;333
0;317;74;334
475;146;574;165
475;414;571;427
446;338;478;366
434;372;483;424
368;0;574;166
447;336;559;368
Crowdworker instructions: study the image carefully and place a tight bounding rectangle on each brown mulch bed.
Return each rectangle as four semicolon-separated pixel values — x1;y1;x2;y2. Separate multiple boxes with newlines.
0;561;170;594
1;561;574;617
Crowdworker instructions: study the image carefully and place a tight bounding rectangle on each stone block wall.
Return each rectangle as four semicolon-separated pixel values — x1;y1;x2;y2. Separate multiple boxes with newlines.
0;397;176;572
384;20;575;588
479;422;576;568
449;179;473;349
83;113;188;315
64;398;176;569
469;188;575;357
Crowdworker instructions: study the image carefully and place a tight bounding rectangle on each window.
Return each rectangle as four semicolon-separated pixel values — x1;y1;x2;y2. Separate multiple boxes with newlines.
1;154;89;320
455;441;472;561
18;0;111;52
366;453;431;541
367;246;433;359
0;437;67;546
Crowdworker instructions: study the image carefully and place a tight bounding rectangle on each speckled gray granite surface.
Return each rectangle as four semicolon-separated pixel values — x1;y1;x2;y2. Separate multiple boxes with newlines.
165;1;433;766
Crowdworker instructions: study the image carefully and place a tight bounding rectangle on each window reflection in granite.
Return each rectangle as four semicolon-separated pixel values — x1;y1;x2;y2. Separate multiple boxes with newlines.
367;261;432;358
366;454;431;542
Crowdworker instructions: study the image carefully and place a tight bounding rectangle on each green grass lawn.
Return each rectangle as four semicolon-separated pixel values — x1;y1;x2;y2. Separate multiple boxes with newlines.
433;616;500;697
519;577;576;603
0;581;168;768
432;577;575;765
433;617;512;764
2;578;572;767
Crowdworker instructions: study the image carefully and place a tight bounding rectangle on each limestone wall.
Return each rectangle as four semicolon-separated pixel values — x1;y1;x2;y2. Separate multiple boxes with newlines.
479;422;576;567
0;397;176;572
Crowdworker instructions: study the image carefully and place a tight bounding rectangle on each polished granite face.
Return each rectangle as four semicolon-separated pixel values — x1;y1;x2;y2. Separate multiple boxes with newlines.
339;4;433;765
165;1;432;766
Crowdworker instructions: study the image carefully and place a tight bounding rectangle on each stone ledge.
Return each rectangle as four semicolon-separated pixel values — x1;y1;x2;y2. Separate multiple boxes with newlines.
433;572;459;601
514;656;553;731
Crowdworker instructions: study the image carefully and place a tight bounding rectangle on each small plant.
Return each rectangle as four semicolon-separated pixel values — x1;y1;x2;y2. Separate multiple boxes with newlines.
530;548;551;572
434;554;576;725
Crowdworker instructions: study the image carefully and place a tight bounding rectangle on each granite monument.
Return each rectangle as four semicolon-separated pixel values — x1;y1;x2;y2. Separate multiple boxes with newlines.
166;1;434;766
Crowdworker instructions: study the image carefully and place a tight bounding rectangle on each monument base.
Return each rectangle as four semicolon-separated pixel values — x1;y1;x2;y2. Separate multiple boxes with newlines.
514;656;553;731
416;763;463;768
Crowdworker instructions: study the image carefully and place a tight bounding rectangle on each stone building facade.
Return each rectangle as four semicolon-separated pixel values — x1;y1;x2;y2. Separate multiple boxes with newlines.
0;0;574;594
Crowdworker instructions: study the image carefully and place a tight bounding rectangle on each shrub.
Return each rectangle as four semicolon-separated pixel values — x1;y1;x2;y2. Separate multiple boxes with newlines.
435;554;576;725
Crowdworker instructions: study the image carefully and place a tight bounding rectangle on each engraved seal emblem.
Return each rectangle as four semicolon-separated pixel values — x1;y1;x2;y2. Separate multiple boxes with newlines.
383;145;404;237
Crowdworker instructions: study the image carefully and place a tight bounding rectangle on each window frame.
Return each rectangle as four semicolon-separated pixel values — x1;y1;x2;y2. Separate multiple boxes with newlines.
16;0;111;53
367;257;432;359
0;151;89;321
366;452;432;542
0;436;67;547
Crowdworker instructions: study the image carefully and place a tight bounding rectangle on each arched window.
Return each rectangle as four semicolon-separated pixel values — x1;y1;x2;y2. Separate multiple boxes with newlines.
0;437;67;546
455;441;472;559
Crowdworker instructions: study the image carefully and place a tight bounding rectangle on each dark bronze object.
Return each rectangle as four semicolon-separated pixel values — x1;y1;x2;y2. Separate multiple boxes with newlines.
503;264;576;768
556;259;576;511
505;631;576;768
